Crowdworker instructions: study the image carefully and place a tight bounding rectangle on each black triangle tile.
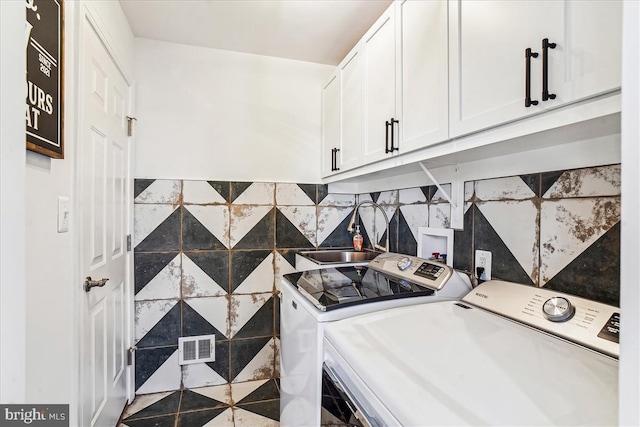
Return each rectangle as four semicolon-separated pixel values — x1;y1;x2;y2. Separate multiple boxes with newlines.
237;379;280;404
369;192;381;203
545;222;620;306
124;414;177;427
134;252;180;295
420;185;438;202
230;250;272;292
229;336;271;381
520;174;540;197
474;205;535;285
541;171;565;197
387;209;399;253
207;181;231;203
182;301;227;342
205;339;230;382
453;206;474;272
317;184;329;205
177;407;228;427
135;346;177;391
297;184;317;204
182;207;226;251
134;179;156;200
233;296;274;339
277;249;297;270
184;251;230;293
137;303;182;348
230;182;253;203
397;210;417;256
319;209;356;248
179;389;227;412
135;208;182;252
233;208;275;250
125;391;181;420
275;208;315;249
237;400;280;421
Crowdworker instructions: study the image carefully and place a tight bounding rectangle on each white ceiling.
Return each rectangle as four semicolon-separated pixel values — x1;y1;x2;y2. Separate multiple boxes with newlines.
119;0;393;66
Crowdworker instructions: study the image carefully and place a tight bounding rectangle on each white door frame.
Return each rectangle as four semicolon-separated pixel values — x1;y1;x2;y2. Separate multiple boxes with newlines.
73;2;135;423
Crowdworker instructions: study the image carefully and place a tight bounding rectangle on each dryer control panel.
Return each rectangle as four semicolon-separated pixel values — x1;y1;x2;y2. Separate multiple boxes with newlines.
462;280;620;358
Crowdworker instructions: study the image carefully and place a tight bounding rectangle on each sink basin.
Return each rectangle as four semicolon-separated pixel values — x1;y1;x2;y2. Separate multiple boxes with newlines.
298;249;382;265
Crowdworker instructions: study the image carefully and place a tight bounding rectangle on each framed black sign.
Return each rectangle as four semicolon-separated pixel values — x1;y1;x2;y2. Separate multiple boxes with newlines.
26;0;64;159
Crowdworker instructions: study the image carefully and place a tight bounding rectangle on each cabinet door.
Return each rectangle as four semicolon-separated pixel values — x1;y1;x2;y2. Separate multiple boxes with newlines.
321;72;340;177
543;0;621;108
339;47;363;172
362;5;397;164
398;0;449;153
449;0;556;138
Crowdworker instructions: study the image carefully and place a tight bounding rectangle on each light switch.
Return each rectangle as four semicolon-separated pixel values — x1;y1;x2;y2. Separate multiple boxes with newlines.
57;196;70;233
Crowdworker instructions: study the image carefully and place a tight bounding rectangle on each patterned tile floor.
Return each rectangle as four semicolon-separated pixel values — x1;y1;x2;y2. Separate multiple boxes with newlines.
119;379;279;427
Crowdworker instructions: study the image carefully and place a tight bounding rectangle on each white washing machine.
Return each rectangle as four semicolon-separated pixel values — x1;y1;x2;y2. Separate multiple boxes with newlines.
323;280;620;426
279;252;473;427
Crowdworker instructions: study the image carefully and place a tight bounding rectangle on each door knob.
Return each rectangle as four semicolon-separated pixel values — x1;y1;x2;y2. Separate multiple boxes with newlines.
84;276;109;292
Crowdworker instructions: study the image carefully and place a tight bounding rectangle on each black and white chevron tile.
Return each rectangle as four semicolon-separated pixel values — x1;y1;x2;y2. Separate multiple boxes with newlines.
132;165;620;397
133;181;355;394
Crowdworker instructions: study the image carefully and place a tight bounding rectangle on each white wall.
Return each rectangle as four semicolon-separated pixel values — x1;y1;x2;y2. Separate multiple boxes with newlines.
620;0;640;424
134;38;333;183
0;0;27;404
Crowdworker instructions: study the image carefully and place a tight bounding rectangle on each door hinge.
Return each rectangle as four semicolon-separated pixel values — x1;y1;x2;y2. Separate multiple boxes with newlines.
126;116;137;137
127;346;136;366
126;234;132;252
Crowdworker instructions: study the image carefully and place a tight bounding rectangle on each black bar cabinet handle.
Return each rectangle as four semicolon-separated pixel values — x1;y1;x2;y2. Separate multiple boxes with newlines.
390;118;399;152
334;148;340;171
542;38;557;101
525;48;539;108
385;120;391;153
331;148;336;172
330;148;335;171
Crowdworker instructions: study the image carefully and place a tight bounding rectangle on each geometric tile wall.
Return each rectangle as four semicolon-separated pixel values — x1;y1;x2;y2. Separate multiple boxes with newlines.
133;164;620;394
133;180;357;394
452;164;620;306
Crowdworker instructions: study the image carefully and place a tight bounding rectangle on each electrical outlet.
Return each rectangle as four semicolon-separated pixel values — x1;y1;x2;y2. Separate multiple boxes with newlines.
475;250;492;280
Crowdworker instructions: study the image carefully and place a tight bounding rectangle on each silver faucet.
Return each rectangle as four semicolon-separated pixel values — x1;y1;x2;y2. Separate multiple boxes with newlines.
346;200;390;252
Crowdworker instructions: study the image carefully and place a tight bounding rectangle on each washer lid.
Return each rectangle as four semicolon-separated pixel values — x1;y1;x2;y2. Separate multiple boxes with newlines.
324;301;618;426
283;267;435;311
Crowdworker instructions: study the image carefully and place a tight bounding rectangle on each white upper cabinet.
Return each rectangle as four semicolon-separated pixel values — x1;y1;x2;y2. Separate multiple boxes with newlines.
545;1;622;107
449;0;621;138
321;72;340;177
321;46;363;177
397;0;449;154
362;5;397;164
339;47;363;173
361;0;449;164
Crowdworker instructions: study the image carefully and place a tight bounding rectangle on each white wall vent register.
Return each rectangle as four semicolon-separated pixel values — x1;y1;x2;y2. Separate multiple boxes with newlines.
178;335;215;365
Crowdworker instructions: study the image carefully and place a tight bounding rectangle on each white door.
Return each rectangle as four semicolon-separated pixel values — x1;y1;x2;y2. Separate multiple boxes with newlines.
321;72;340;177
362;4;397;164
397;0;449;153
79;17;133;427
339;46;363;173
448;0;558;138
544;0;622;108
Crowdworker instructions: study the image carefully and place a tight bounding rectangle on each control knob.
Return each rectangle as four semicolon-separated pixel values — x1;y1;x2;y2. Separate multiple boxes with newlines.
397;256;412;271
542;297;575;322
